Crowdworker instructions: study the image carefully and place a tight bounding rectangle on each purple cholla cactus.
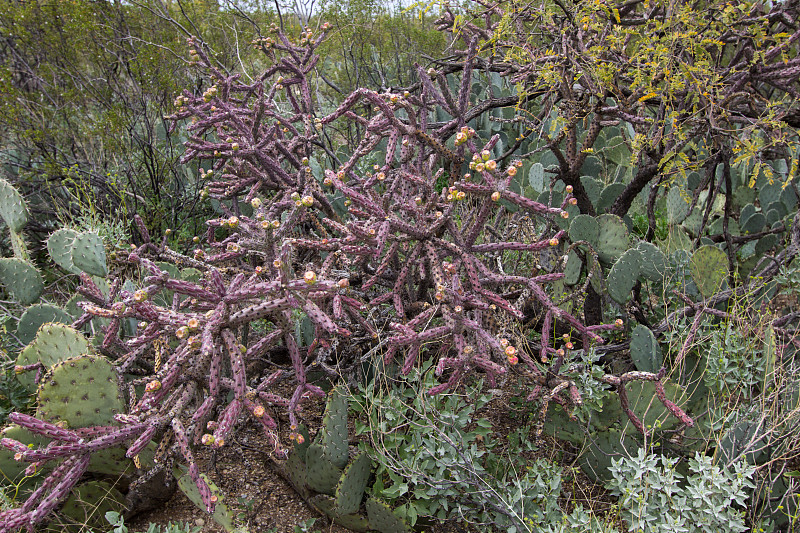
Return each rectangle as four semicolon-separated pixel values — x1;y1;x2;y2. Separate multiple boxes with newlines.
0;22;695;530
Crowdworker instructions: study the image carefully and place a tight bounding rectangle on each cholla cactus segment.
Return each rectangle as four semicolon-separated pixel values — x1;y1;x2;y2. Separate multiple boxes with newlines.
7;413;80;443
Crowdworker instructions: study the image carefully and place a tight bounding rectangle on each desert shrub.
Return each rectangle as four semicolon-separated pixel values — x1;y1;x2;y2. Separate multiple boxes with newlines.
607;450;755;533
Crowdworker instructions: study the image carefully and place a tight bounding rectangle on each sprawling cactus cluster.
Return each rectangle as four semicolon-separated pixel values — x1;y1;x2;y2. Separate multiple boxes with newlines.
5;1;799;527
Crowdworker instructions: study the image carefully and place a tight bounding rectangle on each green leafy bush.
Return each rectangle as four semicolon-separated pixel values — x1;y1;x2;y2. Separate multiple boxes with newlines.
607;450;755;533
350;364;615;532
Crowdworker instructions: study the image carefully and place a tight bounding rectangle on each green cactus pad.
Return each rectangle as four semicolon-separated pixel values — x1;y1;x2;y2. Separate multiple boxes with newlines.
293;424;311;462
334;452;372;515
175;466;234;531
305;443;343;496
607;249;641;304
765;207;782;226
36;355;125;428
595;214;629;263
666;185;689;224
16;323;90;390
0;424;48;491
70;232;107;277
180;267;203;283
578;429;637;483
681;208;703;236
629;325;662;373
47;228;81;274
17;304;73;345
284;452;309;498
528;162;544;193
741;211;766;234
596;183;626;213
580;175;602;208
153;261;181;306
715;415;767;466
603;135;631;166
88;447;138;477
658;225;692;256
556;203;580;230
563;250;582;286
0;257;43;305
541;404;586;445
365;497;412;533
690;245;728;298
622;381;687;433
755;234;778;257
567;214;599;248
48;480;126;533
591;394;624;431
0;178;28;233
740;204;757;227
321;387;349;469
635;241;668;282
310;495;371;532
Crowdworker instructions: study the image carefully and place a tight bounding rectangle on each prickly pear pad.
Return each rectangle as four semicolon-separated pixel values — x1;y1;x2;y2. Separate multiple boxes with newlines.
305;443;342;496
17;304;73;345
36;355;125;428
70;232;107;277
0;424;48;491
334;452;372;515
48;480;126;533
310;494;371;532
595;214;630;264
16;324;90;391
320;387;349;469
690;245;728;298
607;249;641;304
0;257;43;305
46;228;81;275
365;496;412;533
629;325;662;373
0;178;29;233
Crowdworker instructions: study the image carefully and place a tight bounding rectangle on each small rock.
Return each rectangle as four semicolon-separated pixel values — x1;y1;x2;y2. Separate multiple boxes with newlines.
195;518;205;527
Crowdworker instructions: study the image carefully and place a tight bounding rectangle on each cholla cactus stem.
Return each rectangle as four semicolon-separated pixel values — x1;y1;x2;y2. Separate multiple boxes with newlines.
8;413;80;443
28;453;91;524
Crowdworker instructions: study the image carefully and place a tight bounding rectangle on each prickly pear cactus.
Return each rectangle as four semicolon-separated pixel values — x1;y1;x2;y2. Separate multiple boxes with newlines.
365;497;413;533
175;466;236;532
0;424;48;493
595;214;630;264
306;443;343;496
35;354;125;428
276;388;410;532
320;387;349;469
0;257;42;305
15;323;90;390
629;325;662;373
16;304;73;345
0;178;29;234
46;228;82;275
578;429;638;483
690;245;728;298
635;241;668;282
607;249;641;304
70;231;107;277
334;452;372;515
310;495;372;532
